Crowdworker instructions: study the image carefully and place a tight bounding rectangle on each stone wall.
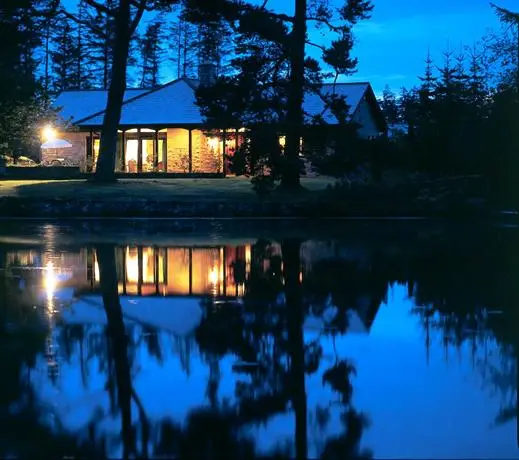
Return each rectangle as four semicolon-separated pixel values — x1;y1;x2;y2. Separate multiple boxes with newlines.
45;129;224;174
192;129;221;173
166;128;189;172
41;131;88;169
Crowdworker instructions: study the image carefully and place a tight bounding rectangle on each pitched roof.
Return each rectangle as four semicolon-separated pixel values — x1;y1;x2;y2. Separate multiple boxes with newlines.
79;79;203;126
303;82;370;123
54;79;379;127
53;88;149;124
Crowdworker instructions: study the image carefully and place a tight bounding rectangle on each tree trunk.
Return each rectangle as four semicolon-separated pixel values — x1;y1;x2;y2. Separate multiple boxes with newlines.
92;0;131;183
283;239;307;460
96;244;135;457
281;0;307;190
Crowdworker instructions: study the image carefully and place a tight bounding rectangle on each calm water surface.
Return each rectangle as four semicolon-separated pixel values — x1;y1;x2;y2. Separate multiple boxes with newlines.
0;220;518;459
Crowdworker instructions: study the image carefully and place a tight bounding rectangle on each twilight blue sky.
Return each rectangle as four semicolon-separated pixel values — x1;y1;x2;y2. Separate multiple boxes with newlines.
169;0;517;94
301;0;518;94
64;0;518;94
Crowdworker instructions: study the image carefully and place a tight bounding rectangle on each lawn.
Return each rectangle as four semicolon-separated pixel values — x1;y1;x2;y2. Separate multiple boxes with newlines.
0;177;336;202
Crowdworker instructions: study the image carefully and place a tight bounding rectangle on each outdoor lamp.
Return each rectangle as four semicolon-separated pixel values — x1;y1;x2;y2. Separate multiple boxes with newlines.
42;124;56;142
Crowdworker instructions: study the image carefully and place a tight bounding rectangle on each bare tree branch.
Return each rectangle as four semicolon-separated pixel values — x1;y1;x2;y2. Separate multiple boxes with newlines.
306;17;341;32
84;0;116;16
58;8;107;39
129;0;147;35
238;0;294;23
306;40;326;51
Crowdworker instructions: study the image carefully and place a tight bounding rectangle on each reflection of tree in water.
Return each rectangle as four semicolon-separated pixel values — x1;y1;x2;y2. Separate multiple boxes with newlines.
409;229;519;439
0;253;103;457
195;239;376;459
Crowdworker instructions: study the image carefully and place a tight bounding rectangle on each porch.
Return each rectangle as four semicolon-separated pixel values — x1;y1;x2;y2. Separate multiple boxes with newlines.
86;126;246;175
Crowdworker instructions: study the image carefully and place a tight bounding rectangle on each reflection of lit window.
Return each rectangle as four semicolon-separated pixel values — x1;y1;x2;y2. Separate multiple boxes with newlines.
158;252;164;284
167;248;190;295
209;266;219;285
245;245;251;266
143;247;155;283
94;260;99;282
126;248;139;282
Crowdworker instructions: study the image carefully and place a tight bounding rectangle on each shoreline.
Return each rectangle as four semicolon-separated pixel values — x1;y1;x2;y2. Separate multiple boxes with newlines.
0;196;501;219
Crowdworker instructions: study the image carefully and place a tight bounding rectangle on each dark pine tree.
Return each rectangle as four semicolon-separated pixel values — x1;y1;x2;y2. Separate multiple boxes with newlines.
490;3;519;93
169;17;198;79
0;0;55;161
183;0;374;189
83;0;117;89
193;18;234;77
50;18;79;93
379;85;400;125
139;21;164;88
70;0;96;89
417;50;437;115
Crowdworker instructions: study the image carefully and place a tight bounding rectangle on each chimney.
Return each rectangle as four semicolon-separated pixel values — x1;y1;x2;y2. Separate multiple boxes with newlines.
198;62;217;87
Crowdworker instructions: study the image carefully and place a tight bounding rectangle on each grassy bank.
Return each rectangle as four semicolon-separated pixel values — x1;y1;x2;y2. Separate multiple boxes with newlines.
0;175;504;219
0;177;334;201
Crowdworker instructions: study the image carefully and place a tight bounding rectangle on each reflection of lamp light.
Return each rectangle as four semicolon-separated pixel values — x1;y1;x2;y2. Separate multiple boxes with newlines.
207;137;219;151
44;262;56;301
42;124;56;142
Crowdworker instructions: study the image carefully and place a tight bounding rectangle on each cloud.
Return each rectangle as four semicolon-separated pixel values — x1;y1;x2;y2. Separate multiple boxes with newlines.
354;10;497;44
339;73;407;83
354;22;387;37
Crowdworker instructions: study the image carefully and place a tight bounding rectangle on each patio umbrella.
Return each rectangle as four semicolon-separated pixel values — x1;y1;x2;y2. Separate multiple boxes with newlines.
41;139;73;149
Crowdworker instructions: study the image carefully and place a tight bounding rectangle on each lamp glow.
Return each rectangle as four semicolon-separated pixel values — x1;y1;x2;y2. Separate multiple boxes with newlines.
42;124;56;142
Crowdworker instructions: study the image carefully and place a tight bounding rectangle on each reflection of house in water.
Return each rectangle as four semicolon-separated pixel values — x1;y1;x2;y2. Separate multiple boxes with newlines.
86;245;253;298
4;242;383;335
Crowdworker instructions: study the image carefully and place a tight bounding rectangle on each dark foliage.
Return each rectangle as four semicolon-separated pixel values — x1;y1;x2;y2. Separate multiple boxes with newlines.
183;0;374;189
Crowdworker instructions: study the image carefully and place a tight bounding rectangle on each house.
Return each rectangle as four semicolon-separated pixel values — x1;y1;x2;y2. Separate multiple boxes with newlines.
49;69;387;175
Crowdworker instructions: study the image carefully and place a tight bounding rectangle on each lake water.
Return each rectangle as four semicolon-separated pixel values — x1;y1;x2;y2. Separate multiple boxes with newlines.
0;220;518;459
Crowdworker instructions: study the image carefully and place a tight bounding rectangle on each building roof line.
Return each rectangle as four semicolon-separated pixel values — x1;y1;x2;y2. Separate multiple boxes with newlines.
74;77;189;125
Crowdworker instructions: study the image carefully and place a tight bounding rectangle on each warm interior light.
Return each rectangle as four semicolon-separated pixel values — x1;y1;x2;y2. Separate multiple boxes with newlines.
209;266;219;285
207;137;219;151
279;136;286;148
42;124;56;142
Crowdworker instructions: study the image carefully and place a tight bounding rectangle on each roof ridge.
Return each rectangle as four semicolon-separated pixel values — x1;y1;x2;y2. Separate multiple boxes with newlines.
74;78;187;125
322;81;370;86
58;87;150;94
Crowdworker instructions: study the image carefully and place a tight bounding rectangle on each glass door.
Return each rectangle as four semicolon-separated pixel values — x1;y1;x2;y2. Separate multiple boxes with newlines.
125;139;139;173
